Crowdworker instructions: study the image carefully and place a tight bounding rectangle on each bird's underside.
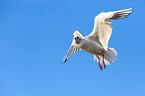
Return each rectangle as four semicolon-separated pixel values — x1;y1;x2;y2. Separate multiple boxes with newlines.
63;8;133;71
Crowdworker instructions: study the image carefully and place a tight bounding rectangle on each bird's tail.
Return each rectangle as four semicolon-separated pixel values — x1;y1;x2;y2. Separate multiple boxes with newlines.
94;48;117;65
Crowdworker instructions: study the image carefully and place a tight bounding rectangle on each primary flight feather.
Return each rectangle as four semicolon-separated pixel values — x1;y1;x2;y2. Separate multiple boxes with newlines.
63;8;133;71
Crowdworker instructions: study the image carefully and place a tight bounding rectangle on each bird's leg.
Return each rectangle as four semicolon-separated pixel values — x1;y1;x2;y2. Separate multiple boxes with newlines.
102;54;106;69
97;56;102;71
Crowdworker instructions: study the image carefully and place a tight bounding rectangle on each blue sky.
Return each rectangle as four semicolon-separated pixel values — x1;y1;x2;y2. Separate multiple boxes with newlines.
0;0;145;96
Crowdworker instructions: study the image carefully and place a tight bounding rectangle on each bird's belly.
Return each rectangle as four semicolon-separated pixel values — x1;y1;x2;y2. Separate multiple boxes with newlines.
80;41;105;55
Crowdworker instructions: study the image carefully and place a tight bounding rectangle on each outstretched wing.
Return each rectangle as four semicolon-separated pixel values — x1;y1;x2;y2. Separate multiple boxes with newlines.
88;8;133;51
63;44;81;63
63;30;83;63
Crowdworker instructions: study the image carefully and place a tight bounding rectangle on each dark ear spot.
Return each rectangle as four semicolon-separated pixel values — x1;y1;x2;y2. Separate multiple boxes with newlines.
77;37;80;40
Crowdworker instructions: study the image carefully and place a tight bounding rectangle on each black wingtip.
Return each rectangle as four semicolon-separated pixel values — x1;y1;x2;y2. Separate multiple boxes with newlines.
128;9;134;16
130;8;134;13
63;59;67;64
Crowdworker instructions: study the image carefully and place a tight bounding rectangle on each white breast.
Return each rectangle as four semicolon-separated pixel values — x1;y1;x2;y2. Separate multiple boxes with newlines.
79;38;105;55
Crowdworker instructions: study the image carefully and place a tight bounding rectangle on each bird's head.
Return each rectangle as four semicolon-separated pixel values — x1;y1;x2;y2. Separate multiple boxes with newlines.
73;36;82;44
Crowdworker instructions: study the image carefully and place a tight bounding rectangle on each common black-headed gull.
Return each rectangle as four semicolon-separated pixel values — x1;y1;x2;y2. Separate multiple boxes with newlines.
63;8;133;71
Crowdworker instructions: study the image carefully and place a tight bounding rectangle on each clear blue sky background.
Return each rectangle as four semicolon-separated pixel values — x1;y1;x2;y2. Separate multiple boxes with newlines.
0;0;145;96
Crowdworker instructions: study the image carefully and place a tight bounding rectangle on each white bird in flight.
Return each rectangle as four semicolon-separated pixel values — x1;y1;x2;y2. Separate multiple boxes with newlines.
63;8;133;71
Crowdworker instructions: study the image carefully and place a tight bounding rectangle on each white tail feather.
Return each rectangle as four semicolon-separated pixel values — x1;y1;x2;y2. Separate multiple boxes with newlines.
94;48;117;65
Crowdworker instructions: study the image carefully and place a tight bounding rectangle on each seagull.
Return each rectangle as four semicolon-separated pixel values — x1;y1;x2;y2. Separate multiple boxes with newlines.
63;8;133;71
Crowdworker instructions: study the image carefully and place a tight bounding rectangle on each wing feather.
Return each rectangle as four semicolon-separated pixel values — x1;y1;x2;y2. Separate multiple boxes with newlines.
63;30;83;63
88;8;133;51
63;46;80;63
